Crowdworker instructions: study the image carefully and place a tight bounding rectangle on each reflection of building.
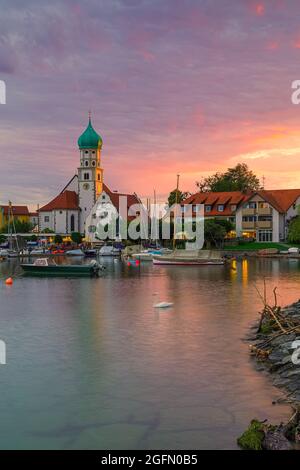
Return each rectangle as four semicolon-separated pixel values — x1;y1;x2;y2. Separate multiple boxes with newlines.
182;189;300;242
39;115;140;236
0;205;30;230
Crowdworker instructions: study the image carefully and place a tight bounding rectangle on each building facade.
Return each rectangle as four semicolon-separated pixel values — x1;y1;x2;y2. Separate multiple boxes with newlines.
182;189;300;242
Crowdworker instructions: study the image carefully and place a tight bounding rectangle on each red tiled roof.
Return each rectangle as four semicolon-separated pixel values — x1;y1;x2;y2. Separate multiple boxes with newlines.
257;189;300;213
1;205;29;216
182;191;251;216
29;212;38;217
39;191;79;212
103;184;141;220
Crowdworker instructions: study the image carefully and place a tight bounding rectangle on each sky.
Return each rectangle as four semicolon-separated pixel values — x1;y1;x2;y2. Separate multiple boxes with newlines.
1;0;300;207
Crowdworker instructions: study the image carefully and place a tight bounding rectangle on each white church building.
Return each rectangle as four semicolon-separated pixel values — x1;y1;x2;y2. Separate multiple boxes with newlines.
39;116;140;237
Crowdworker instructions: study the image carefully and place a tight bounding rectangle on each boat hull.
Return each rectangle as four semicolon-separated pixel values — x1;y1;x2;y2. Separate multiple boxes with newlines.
21;264;101;276
152;257;224;265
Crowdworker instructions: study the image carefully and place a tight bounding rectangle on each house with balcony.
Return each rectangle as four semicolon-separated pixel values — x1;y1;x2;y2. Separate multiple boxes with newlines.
236;189;300;242
181;191;251;233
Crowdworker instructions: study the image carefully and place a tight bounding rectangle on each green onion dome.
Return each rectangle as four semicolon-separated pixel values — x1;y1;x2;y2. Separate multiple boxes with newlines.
78;117;103;149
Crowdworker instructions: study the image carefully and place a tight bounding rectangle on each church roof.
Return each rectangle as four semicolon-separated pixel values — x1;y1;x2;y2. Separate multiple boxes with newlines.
78;117;102;149
39;191;79;212
102;184;141;220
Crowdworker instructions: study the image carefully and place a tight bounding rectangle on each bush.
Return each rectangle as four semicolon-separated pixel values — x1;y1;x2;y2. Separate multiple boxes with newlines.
54;234;63;244
71;232;82;244
288;216;300;244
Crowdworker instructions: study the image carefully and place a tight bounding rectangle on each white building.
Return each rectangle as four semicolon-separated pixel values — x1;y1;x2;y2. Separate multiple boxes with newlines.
39;116;140;236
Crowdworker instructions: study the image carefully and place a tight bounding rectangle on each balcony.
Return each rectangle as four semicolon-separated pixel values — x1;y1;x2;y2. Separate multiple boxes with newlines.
257;207;272;216
242;221;255;229
257;220;272;229
242;208;255;216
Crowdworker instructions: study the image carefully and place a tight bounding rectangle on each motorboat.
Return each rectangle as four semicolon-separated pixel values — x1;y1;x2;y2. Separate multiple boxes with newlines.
98;245;121;256
132;248;172;262
21;258;103;277
152;249;225;266
65;248;85;256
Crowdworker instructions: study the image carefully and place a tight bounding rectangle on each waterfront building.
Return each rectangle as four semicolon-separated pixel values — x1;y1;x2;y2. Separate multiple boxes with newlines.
182;189;300;242
0;205;30;230
39;116;140;237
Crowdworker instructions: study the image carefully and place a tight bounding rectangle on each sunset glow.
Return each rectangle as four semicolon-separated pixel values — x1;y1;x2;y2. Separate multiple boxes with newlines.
1;0;300;206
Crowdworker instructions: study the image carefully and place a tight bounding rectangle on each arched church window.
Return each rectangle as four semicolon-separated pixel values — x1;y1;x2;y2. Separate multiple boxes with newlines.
70;214;75;232
85;161;89;167
85;150;89;154
84;173;90;180
92;161;96;167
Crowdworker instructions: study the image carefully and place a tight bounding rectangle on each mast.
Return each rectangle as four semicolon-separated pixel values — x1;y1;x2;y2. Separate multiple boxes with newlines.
173;174;180;250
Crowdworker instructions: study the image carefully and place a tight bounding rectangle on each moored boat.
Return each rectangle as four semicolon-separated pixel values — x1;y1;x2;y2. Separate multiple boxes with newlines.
65;248;85;256
152;249;225;266
98;245;121;256
21;258;103;276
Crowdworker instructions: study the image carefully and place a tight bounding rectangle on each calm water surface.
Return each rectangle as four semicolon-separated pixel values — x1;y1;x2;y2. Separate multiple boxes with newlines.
0;257;299;450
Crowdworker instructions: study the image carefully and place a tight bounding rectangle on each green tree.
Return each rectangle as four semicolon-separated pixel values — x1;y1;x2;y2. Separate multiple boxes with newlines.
196;163;261;193
288;217;300;244
41;228;55;234
0;220;33;234
54;234;63;244
0;234;6;244
71;232;82;244
204;218;233;248
167;189;190;207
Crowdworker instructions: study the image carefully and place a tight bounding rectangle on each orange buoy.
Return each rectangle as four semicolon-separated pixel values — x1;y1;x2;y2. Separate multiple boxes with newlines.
5;277;13;285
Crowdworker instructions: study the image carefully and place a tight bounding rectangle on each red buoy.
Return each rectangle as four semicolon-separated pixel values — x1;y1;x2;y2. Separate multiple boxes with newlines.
5;277;13;285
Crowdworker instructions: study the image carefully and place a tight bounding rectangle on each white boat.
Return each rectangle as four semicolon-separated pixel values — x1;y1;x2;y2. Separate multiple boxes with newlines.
0;249;9;258
98;245;121;256
152;249;225;266
65;248;85;256
132;248;172;262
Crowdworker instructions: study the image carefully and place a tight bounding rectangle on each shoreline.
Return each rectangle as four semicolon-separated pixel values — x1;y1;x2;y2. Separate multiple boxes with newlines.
240;299;300;450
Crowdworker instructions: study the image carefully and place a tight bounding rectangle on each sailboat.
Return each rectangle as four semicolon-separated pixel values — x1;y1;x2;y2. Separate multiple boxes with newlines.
7;201;20;258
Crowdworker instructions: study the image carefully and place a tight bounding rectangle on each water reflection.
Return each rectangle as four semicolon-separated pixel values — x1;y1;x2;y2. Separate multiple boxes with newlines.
0;257;298;449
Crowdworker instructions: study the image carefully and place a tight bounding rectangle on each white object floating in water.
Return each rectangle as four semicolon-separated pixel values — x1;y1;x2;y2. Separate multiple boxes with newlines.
154;301;174;308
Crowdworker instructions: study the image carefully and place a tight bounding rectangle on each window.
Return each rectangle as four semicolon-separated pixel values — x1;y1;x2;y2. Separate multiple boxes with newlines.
59;210;63;214
258;230;273;242
217;205;224;212
44;216;49;222
85;161;89;167
84;173;90;180
205;205;211;212
231;204;237;211
245;202;256;209
258;215;272;222
243;215;256;222
258;202;269;209
70;214;75;232
98;174;101;181
85;150;89;154
92;150;95;154
92;161;96;167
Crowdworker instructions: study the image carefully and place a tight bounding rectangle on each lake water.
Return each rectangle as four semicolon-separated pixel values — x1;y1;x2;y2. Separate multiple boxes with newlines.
0;256;299;450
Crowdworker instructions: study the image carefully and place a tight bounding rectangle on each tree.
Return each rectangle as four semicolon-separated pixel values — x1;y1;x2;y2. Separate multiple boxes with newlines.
167;189;190;207
71;232;82;244
196;163;261;193
0;234;6;244
288;217;300;244
54;234;63;244
0;220;33;234
204;218;234;248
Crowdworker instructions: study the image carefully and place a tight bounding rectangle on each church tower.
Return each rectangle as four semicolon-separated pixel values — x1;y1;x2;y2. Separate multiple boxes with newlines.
77;114;103;233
